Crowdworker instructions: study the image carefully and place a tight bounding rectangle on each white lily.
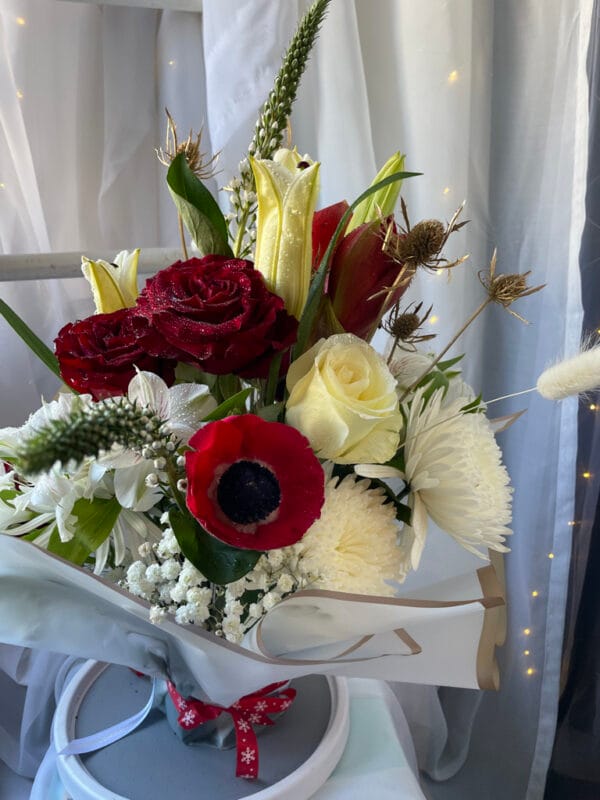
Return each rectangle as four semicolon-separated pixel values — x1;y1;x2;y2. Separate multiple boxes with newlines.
251;148;320;318
81;249;140;314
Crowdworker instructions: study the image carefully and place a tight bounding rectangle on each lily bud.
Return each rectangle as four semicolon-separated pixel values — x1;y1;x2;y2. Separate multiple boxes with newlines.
81;249;140;314
251;149;320;319
346;152;406;233
327;218;410;341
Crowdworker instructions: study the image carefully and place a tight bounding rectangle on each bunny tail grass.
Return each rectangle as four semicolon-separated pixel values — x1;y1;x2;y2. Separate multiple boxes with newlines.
537;344;600;400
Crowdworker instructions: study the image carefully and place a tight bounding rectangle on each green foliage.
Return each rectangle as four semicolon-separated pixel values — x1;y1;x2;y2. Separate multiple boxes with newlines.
0;298;63;381
202;388;252;421
167;154;232;257
170;507;262;584
46;496;121;565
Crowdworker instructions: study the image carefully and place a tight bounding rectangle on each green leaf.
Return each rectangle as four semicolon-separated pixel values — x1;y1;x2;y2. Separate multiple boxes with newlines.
293;170;421;358
0;298;64;382
167;154;232;257
436;354;464;371
366;477;412;525
170;507;261;584
174;363;217;389
384;450;406;473
264;352;283;407
46;496;121;565
202;388;252;421
22;525;49;542
256;402;284;423
216;374;242;403
460;393;484;414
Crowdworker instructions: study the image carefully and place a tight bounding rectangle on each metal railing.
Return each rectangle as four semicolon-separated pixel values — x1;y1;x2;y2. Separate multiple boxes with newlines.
0;248;183;282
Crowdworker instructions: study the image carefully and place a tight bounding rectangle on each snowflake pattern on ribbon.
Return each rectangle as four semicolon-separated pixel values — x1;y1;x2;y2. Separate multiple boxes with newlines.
166;680;296;779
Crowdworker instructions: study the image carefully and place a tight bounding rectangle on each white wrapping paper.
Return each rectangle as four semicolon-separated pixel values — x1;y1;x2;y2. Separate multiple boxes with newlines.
0;536;504;706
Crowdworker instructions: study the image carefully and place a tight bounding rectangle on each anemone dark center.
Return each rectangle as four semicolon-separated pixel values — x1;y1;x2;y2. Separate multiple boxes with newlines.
217;460;281;525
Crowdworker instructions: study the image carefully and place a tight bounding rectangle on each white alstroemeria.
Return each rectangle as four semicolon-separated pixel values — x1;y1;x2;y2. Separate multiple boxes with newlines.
127;370;216;444
1;468;89;543
113;463;163;512
95;371;216;514
0;471;56;540
93;509;162;574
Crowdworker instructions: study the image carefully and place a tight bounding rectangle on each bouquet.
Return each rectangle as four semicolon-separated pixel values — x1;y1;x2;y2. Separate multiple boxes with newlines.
0;0;567;781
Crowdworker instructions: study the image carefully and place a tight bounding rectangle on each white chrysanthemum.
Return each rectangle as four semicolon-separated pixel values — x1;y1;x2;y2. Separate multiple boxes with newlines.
296;472;406;596
403;388;512;564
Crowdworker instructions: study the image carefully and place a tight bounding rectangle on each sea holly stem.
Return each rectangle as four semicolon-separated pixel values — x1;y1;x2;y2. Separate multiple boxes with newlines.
16;396;171;476
397;297;492;403
397;252;545;403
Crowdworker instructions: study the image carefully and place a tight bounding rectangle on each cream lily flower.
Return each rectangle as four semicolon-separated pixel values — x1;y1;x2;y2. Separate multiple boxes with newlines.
81;248;140;314
251;148;320;318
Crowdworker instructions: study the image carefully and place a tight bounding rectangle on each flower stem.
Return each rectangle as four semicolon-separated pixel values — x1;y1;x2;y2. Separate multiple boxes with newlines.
233;205;251;258
177;213;189;260
398;297;491;402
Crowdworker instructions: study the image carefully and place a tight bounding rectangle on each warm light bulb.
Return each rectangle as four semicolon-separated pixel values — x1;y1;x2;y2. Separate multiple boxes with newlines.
548;553;555;559
568;521;576;526
526;668;535;676
523;628;531;636
16;90;23;99
590;404;597;411
523;650;530;656
168;59;176;67
531;591;539;597
582;471;591;479
436;269;444;276
443;186;451;195
0;182;5;189
429;315;439;325
16;16;26;25
447;70;459;84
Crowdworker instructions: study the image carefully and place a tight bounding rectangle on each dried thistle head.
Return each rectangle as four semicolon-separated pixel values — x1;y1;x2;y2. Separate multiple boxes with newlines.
382;301;436;349
479;250;545;323
383;199;469;272
156;109;219;180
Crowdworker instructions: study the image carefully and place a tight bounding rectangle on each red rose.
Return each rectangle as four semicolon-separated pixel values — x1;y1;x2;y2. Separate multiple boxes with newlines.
185;415;325;551
136;257;298;378
55;308;176;400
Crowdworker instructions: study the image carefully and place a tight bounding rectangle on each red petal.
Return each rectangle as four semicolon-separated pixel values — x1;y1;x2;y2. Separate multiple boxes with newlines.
185;415;324;551
312;201;350;272
327;217;409;341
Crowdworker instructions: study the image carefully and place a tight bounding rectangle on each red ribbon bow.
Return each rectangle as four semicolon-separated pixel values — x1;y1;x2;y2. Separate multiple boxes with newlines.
166;681;296;779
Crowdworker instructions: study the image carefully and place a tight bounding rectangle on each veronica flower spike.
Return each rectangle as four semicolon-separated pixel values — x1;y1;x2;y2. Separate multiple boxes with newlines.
251;148;320;319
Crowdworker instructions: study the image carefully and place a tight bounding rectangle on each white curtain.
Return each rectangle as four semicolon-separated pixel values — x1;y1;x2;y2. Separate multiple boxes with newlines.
0;1;591;797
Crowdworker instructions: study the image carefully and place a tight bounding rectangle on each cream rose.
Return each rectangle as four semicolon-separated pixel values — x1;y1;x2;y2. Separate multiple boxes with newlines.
285;333;402;463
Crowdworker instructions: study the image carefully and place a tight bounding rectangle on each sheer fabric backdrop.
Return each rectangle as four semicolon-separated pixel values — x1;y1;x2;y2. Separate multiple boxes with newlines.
0;1;591;797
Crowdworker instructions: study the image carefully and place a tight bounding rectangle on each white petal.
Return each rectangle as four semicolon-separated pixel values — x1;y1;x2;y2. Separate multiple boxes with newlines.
128;371;170;418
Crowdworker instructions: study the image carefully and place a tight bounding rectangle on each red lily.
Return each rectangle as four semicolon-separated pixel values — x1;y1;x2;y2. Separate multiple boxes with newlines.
312;204;411;341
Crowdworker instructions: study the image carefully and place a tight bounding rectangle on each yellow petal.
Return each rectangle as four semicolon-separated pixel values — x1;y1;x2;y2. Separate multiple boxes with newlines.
81;249;140;314
251;156;320;319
